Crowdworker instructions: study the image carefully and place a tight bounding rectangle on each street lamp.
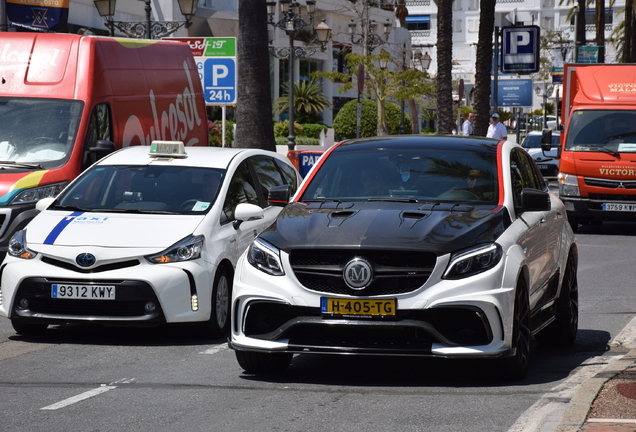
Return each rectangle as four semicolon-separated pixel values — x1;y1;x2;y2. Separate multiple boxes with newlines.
94;0;198;39
535;84;554;129
348;18;392;54
267;1;331;151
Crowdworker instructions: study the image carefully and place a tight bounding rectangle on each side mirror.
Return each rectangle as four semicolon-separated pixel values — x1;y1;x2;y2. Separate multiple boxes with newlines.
268;185;293;207
83;140;116;170
35;197;56;213
517;188;551;213
540;129;552;152
233;203;265;230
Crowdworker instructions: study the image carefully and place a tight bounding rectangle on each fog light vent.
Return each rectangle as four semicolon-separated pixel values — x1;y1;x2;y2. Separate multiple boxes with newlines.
18;298;29;309
144;302;156;313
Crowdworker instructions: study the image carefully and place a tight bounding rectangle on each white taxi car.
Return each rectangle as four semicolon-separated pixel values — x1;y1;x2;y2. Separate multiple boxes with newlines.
0;142;301;337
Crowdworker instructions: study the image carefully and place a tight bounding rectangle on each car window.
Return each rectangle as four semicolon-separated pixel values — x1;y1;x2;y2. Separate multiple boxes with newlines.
275;159;299;194
300;147;499;204
221;160;260;224
250;156;285;199
55;165;225;214
510;149;545;208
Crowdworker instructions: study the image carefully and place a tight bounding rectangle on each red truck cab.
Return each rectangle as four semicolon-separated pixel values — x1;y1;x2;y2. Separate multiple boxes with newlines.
550;64;636;231
0;33;208;259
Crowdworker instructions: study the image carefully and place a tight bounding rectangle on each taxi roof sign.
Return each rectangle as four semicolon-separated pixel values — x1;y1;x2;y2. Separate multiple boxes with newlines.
149;141;187;157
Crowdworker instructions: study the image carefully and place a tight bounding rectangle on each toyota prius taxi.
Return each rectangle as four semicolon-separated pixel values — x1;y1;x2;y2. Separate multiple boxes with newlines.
0;142;300;337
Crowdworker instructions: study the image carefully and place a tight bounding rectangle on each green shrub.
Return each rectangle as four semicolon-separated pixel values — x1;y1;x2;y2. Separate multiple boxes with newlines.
299;123;328;139
333;99;412;139
275;136;320;146
208;119;235;147
274;121;303;138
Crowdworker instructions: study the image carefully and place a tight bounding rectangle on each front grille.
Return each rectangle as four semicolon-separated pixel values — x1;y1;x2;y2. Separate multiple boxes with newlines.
588;194;636;202
41;256;141;273
585;178;636;190
13;277;163;319
244;301;492;348
289;249;436;296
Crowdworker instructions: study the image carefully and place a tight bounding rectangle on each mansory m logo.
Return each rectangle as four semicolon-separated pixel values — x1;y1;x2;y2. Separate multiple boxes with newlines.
343;258;373;290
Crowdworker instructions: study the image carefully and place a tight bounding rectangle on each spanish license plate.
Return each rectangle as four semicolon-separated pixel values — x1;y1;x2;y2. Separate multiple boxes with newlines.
538;164;548;170
51;284;115;300
602;203;636;212
320;297;396;318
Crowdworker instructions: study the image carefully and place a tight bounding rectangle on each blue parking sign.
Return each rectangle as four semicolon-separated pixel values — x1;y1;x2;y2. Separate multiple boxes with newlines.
203;58;236;104
501;26;540;74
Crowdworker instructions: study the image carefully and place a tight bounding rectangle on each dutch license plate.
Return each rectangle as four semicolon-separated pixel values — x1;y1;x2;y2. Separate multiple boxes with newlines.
321;297;396;318
602;203;636;212
51;284;115;300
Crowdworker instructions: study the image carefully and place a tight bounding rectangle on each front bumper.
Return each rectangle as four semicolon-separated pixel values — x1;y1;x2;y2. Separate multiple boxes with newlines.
0;252;214;327
230;250;516;359
561;196;636;221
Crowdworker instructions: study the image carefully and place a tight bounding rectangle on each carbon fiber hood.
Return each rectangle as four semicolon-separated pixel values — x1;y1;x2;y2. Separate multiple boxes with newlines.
259;201;509;255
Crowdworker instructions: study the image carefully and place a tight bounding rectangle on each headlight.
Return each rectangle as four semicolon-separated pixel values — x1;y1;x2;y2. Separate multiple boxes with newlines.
558;173;580;197
10;182;69;205
8;230;37;259
144;235;204;264
247;238;284;276
443;243;502;280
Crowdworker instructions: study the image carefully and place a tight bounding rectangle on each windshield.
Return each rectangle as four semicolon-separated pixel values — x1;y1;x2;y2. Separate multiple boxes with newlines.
54;165;225;214
300;147;498;204
565;110;636;153
522;134;560;149
0;98;83;168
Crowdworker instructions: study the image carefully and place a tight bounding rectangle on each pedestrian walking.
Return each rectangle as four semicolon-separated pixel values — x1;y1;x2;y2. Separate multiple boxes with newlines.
462;113;474;136
486;113;507;140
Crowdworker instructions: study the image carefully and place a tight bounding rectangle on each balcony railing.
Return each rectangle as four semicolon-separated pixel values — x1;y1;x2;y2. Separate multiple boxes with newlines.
406;1;431;6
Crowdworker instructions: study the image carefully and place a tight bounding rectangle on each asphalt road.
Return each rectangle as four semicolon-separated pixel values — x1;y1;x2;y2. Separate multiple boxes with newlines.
0;217;635;432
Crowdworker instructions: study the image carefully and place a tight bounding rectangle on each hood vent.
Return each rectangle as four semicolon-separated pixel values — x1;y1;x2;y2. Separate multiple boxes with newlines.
399;211;430;228
328;210;357;227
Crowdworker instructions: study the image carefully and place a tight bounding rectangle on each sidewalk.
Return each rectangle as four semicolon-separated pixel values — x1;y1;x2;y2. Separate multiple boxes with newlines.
556;347;636;432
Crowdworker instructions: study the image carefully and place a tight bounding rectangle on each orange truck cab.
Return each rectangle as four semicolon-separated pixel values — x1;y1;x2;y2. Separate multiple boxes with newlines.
547;64;636;232
0;33;208;259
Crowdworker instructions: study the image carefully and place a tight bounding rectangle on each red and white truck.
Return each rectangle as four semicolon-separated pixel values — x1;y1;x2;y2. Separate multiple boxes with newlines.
0;33;208;259
546;63;636;231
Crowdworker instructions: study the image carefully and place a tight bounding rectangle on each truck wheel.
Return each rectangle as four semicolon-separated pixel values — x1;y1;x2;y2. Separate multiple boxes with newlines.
500;278;530;380
201;267;232;339
235;350;293;374
11;319;47;336
567;216;579;233
535;253;578;345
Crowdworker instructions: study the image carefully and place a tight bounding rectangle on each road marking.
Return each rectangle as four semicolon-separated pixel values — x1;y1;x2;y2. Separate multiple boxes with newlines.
199;343;228;355
41;385;117;410
0;340;56;361
508;315;636;432
40;379;134;411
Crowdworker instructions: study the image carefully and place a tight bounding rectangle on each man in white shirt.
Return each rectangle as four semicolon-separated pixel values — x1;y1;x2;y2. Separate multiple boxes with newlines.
486;113;507;140
462;113;474;136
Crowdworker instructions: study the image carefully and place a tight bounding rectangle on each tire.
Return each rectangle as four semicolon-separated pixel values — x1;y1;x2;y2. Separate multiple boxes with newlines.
201;267;232;339
567;216;579;233
235;350;293;374
11;319;48;336
535;252;579;346
500;278;531;380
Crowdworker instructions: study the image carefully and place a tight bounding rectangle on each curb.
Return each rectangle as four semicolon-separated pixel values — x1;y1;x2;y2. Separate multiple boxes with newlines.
555;347;636;432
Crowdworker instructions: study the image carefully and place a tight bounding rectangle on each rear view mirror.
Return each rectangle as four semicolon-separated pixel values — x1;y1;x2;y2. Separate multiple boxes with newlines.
268;185;293;207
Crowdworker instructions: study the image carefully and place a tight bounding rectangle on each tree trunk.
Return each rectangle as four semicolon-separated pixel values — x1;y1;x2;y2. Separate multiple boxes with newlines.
436;0;454;134
595;0;605;63
409;99;420;134
234;0;276;150
473;0;496;137
577;0;586;60
377;99;388;136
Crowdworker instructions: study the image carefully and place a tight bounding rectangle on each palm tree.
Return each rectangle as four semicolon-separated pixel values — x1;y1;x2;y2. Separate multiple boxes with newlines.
273;80;332;124
473;0;496;137
435;0;454;134
234;0;276;151
596;0;606;63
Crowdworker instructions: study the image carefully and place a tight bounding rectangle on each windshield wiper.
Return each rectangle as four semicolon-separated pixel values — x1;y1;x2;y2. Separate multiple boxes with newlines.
368;198;424;203
51;204;93;212
0;160;44;169
586;145;620;158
